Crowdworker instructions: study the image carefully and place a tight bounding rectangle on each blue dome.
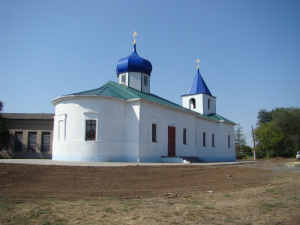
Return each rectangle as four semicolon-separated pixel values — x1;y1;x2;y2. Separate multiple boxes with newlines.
116;44;152;75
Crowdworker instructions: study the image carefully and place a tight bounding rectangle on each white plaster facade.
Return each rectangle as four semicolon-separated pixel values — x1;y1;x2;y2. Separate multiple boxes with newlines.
52;94;235;162
118;72;150;94
182;93;216;115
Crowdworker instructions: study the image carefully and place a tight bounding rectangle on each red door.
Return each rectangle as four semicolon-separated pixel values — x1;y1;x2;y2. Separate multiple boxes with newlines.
168;126;176;156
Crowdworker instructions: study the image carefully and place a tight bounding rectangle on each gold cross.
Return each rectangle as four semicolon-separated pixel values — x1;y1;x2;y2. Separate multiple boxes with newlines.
132;31;138;44
196;59;200;69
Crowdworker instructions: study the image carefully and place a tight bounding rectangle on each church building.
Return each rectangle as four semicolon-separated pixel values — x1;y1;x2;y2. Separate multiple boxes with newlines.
52;33;236;163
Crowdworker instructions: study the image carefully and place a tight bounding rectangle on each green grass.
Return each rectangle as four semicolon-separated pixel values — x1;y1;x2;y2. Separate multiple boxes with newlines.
187;200;203;205
225;217;234;223
204;205;214;210
224;193;234;198
28;209;46;219
266;188;279;194
260;202;288;211
103;207;117;214
167;201;175;206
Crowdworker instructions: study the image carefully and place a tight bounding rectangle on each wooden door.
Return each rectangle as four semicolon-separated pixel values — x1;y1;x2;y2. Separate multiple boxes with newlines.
168;126;176;156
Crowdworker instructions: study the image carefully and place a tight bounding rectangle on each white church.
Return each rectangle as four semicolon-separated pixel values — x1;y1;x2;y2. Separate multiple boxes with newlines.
52;34;236;163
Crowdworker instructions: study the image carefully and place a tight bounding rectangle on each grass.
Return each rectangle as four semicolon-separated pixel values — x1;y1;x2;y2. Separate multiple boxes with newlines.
103;207;117;214
265;188;279;195
260;202;288;211
0;167;299;224
1;189;297;224
28;209;46;219
0;180;297;224
224;193;234;198
203;204;214;210
187;200;203;205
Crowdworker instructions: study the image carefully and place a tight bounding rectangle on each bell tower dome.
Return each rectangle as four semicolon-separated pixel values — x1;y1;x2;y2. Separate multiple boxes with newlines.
182;60;216;115
116;32;152;94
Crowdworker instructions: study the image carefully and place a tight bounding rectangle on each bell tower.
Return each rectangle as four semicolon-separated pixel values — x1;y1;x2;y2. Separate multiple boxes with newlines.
182;60;216;115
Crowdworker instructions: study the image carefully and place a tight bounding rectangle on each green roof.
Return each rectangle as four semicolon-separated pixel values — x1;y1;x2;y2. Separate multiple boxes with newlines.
207;113;235;124
68;81;235;124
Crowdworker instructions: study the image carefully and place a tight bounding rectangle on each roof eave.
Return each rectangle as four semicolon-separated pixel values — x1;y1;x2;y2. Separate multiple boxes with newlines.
52;94;127;106
128;98;219;122
181;93;217;98
217;119;237;125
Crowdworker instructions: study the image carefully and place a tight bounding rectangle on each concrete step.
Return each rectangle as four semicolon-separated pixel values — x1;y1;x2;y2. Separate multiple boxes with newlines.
179;157;204;163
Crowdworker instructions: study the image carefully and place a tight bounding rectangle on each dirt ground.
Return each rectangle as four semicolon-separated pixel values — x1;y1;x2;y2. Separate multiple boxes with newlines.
0;158;299;224
0;162;270;200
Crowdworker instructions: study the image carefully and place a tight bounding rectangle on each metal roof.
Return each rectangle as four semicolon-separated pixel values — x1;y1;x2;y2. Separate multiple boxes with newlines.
116;44;152;75
67;81;235;124
187;69;212;96
2;113;54;120
71;81;185;109
207;113;235;124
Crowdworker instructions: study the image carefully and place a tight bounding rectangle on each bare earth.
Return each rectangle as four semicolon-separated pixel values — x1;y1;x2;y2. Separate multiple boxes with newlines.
0;158;299;224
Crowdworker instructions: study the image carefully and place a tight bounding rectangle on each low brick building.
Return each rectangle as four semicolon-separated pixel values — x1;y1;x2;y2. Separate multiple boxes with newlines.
0;113;54;159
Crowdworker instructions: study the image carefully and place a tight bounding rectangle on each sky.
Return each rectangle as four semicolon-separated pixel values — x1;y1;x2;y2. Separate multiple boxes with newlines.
1;0;300;146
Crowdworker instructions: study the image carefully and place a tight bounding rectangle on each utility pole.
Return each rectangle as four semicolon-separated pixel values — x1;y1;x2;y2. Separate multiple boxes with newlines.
251;125;256;160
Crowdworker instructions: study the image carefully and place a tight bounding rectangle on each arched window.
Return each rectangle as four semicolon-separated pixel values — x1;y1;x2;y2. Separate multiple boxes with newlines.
208;98;211;110
189;98;196;109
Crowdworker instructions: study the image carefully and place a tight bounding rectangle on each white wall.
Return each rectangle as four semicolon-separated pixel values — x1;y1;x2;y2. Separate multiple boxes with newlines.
129;72;141;91
52;95;235;162
182;94;203;113
138;101;198;162
141;74;150;94
124;101;140;162
118;73;128;85
202;94;216;115
53;97;129;162
138;100;235;162
195;119;235;161
182;94;216;115
118;72;150;94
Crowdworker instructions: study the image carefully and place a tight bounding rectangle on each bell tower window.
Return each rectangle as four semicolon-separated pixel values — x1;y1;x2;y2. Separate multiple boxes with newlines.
189;98;196;109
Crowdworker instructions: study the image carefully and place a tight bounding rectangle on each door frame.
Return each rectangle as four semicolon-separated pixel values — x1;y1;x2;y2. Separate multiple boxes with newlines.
168;126;176;156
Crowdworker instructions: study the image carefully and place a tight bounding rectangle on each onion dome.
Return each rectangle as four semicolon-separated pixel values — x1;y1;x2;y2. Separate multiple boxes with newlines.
116;44;152;75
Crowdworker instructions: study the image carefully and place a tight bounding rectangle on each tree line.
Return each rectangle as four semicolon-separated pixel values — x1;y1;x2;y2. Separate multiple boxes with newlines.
235;107;300;159
255;107;300;158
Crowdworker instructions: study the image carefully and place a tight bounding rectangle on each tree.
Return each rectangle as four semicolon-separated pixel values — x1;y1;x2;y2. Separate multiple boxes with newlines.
255;107;300;158
0;100;8;150
235;124;246;152
0;100;5;133
256;109;272;125
255;123;284;158
235;124;253;159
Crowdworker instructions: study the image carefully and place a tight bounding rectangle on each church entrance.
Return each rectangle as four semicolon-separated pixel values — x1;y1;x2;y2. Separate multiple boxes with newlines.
168;126;176;156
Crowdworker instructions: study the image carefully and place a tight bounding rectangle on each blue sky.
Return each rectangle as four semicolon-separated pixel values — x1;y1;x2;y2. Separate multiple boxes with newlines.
1;0;299;146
